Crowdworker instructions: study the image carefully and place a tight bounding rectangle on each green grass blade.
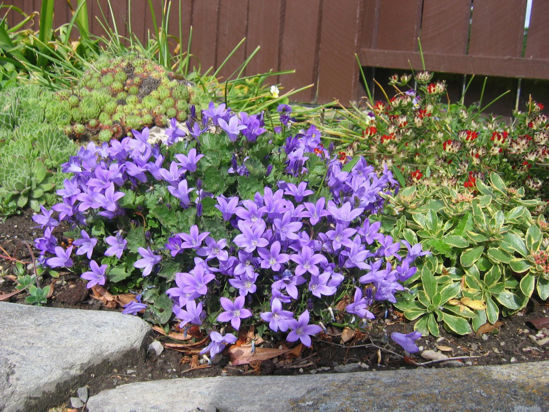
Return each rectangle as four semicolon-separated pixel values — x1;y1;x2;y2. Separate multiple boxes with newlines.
213;37;246;78
354;53;373;103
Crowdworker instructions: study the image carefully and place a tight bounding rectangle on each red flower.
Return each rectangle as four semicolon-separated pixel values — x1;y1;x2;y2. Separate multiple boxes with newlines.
464;172;476;188
465;130;478;141
338;151;347;161
362;126;377;137
537;102;544;111
411;169;423;181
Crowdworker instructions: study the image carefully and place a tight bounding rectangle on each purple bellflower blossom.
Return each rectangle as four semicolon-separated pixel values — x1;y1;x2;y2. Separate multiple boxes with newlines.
345;287;375;320
179;225;210;250
216;195;239;221
134;247;161;276
260;298;294;332
286;310;323;347
302;198;329;225
73;230;98;259
174;148;204;173
258;241;290;272
122;294;147;315
81;260;107;288
391;331;422;353
173;300;205;328
168;179;194;208
32;206;58;229
218;115;247;142
200;331;237;359
217;296;252;330
233;220;268;253
104;234;127;259
165;118;187;145
46;246;73;268
290;246;328;277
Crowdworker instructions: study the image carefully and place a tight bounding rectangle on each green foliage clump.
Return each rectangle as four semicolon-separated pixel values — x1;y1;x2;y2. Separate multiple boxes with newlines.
379;173;548;336
0;85;75;217
59;54;197;142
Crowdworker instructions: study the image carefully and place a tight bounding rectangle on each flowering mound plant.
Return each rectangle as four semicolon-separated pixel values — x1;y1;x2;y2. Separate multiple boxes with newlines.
33;102;428;356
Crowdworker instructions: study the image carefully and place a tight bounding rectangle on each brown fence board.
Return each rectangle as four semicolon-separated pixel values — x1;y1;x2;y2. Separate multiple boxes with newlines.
216;0;248;81
375;0;422;51
358;48;549;80
468;0;527;57
144;0;163;46
279;0;321;102
245;0;282;79
360;0;379;50
525;1;549;60
316;0;362;104
420;0;470;54
166;0;192;66
190;0;219;72
128;0;146;45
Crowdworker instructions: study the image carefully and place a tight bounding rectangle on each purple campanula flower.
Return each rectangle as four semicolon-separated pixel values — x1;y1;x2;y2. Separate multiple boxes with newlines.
34;227;57;255
342;235;371;269
260;298;294;332
327;200;364;224
174;148;204;173
391;331;422;353
401;240;431;261
283;181;314;203
200;331;237;359
272;211;302;242
378;235;401;259
122;294;147;315
324;223;356;251
239;112;266;142
395;259;418;282
277;104;292;126
104;234;127;259
233;220;268;253
196;237;229;262
81;260;107;288
203;102;228;125
73;229;98;259
308;272;337;298
229;271;258;296
272;270;306;300
134;247;161;276
290;246;328;277
52;200;75;221
173;300;205;328
302;198;329;226
218;115;247;142
166;235;184;257
178;225;210;250
286;310;322;347
217;296;252;330
235;199;267;223
46;246;73;268
168;179;194;208
357;218;383;245
165;118;187;145
257;241;290;272
216;195;239;221
345;287;375;320
32;206;58;229
159;161;184;185
166;272;202;307
97;183;125;212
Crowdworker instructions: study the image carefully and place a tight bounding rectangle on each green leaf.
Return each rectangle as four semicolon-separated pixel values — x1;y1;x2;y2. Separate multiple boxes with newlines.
490;172;507;193
394;301;427;321
391;165;406;187
519;274;535;298
157;261;180;282
414;315;430;336
402;228;418;245
444;235;469;248
471;310;487;332
108;266;132;282
33;162;48;184
505;206;527;223
424;239;453;258
412;213;427;229
501;232;528;257
453;212;473;237
439;282;460;305
509;258;532;273
484;264;501;287
526;225;542;251
475;178;493;196
537;277;549;300
147;294;173;325
442;313;472;335
460;246;484;267
126;226;146;254
490;210;505;231
466;230;488;243
421;267;438;299
201;196;221;217
485;295;499;324
471;201;487;228
342;156;360;172
16;195;28;208
495;290;526;310
427;313;440;336
487;248;512;264
477;195;492;207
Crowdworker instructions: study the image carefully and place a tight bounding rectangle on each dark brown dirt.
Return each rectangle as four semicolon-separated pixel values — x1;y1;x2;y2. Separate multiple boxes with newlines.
0;209;547;401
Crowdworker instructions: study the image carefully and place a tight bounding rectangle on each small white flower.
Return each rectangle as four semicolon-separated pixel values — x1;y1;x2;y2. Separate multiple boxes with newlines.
270;85;279;98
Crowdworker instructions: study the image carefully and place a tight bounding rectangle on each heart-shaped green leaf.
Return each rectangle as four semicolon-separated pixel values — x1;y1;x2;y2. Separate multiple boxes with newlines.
444;235;469;248
487;248;512;264
460;246;484;267
442;312;472;335
519;274;535;298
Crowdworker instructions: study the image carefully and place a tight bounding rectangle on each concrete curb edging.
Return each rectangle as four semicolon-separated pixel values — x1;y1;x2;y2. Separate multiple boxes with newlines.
86;361;549;412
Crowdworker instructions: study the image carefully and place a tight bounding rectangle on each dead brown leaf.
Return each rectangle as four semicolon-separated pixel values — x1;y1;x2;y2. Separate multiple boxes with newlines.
228;345;292;366
341;327;355;343
436;345;453;352
476;321;504;337
114;293;137;306
90;285;117;308
527;317;549;331
152;325;193;341
46;281;55;298
0;288;23;301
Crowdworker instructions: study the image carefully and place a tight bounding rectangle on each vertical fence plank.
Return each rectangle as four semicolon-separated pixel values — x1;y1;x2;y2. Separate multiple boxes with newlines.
216;0;248;81
524;1;549;59
468;0;527;57
54;0;68;32
167;0;192;70
360;0;380;50
245;0;282;79
190;0;219;72
128;0;146;46
90;0;112;43
144;0;163;48
421;0;470;54
316;0;362;104
375;0;422;51
279;0;321;102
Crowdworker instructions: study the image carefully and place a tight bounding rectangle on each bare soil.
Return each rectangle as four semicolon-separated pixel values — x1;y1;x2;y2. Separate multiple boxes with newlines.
0;208;547;400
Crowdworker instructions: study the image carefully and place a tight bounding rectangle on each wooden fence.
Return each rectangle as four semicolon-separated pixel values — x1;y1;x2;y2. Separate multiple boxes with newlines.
4;1;549;112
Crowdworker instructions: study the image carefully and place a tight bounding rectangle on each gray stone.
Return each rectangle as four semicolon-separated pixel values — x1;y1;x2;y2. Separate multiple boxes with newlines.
0;302;150;412
147;340;164;357
77;386;89;402
87;361;549;412
70;397;84;409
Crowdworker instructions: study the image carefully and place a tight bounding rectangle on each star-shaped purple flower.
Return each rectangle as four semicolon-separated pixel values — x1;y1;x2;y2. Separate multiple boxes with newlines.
134;247;161;276
217;296;252;330
286;310;322;347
